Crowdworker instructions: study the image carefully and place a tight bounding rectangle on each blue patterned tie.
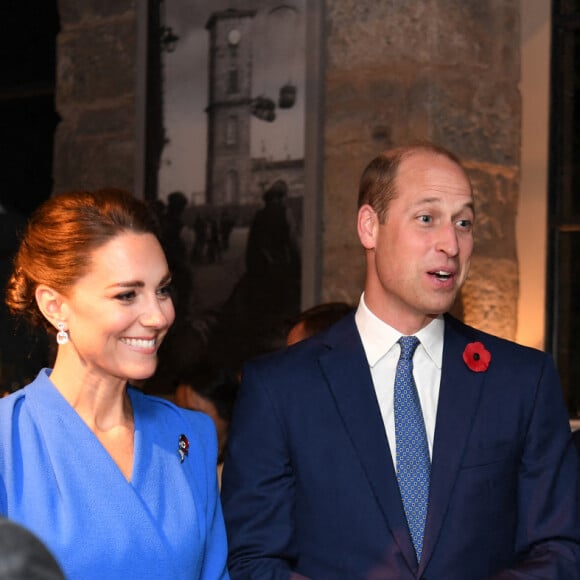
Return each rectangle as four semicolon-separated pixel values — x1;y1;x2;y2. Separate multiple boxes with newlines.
394;336;430;562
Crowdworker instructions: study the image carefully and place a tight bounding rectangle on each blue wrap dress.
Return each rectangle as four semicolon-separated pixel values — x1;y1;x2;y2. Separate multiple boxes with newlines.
0;369;229;579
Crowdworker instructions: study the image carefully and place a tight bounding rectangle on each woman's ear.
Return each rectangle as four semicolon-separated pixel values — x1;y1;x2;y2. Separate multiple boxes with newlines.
357;204;379;250
35;285;67;331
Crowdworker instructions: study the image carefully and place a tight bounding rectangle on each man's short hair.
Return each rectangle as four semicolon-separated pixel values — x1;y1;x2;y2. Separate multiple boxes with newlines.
357;141;469;223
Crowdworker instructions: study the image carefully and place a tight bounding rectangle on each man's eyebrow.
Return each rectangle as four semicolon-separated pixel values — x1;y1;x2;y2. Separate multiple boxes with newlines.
414;197;475;211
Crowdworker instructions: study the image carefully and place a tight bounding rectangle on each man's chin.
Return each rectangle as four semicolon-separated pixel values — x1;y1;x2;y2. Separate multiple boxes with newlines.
425;296;459;317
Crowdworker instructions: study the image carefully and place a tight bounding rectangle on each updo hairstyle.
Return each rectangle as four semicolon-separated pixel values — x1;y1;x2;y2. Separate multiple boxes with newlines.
6;189;159;333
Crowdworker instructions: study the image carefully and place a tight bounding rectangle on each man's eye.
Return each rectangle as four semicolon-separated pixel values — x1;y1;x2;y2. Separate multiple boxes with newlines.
457;219;473;229
418;215;432;223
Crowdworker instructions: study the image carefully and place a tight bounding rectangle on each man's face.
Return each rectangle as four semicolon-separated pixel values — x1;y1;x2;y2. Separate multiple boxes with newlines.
358;151;474;334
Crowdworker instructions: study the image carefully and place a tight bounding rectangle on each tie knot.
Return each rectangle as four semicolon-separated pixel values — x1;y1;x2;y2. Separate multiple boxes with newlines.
398;336;420;360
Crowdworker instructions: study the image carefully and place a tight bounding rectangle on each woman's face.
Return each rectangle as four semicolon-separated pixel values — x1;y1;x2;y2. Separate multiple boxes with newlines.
61;232;175;382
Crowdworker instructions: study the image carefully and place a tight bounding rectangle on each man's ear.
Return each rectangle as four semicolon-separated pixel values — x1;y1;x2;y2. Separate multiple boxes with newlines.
35;284;68;331
357;204;378;250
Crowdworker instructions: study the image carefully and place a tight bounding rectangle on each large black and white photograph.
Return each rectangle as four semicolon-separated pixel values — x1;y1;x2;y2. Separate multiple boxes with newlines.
146;0;320;384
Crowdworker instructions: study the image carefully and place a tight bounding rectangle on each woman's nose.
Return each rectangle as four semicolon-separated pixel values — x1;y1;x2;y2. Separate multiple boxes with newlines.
141;296;174;328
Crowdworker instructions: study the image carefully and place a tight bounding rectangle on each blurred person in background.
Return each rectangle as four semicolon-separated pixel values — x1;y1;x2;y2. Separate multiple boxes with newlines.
0;516;65;579
173;361;239;485
286;302;354;346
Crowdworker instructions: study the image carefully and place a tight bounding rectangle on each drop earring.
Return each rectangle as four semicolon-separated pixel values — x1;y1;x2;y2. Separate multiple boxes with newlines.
56;322;69;345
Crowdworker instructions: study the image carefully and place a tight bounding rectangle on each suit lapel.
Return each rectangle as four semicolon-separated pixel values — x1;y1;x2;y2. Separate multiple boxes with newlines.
418;316;486;575
319;317;418;572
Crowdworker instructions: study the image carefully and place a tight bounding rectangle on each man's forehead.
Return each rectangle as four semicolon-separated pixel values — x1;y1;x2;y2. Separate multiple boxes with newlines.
398;149;465;174
395;152;472;192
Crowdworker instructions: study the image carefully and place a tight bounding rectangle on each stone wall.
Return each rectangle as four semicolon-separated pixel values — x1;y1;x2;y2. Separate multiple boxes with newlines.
322;0;520;338
53;0;138;193
53;0;520;339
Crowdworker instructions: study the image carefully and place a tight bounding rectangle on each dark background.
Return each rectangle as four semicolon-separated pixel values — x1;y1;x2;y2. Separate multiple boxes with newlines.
0;1;59;390
0;0;59;214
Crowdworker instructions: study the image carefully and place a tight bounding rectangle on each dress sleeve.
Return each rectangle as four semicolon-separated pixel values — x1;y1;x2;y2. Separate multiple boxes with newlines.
189;411;230;580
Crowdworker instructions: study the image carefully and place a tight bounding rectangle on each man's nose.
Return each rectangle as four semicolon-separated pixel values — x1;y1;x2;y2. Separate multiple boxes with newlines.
436;223;459;256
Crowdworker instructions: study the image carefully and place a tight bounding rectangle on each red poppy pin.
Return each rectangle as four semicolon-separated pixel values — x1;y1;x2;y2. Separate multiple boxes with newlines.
463;341;491;372
178;434;189;463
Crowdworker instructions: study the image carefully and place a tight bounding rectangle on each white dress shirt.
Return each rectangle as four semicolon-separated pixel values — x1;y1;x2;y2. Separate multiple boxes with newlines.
354;293;443;465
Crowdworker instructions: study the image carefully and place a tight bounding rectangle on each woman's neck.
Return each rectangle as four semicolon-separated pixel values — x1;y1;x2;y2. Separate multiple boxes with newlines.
49;349;136;481
49;349;132;432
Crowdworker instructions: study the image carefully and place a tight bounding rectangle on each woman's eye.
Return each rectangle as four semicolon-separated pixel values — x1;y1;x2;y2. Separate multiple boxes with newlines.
115;291;136;302
457;218;473;229
158;284;173;298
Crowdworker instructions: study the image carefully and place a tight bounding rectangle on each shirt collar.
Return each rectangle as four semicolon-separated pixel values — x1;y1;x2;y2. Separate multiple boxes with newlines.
354;293;444;368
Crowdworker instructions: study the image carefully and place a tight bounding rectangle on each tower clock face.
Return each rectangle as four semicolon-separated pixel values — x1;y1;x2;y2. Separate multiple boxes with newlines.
227;28;241;46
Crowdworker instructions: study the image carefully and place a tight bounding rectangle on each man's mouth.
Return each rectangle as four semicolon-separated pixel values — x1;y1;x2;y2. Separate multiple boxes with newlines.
430;270;453;281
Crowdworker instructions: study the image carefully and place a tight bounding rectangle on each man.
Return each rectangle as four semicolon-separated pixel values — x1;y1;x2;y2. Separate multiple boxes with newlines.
221;143;580;579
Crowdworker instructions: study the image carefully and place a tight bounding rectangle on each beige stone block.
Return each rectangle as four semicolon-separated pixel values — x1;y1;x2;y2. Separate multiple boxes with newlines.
75;101;136;137
322;243;366;305
56;19;136;106
408;73;521;166
325;0;519;73
53;124;135;193
468;167;519;259
57;0;136;26
430;1;519;76
326;0;435;71
461;255;519;340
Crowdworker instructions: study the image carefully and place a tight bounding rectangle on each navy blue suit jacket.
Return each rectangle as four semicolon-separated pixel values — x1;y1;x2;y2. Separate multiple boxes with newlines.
221;314;580;579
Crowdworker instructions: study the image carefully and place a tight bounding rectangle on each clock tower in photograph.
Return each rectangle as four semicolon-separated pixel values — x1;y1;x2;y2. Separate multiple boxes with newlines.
205;9;256;206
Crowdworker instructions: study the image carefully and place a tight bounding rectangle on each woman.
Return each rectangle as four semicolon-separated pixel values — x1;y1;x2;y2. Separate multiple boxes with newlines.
0;190;229;579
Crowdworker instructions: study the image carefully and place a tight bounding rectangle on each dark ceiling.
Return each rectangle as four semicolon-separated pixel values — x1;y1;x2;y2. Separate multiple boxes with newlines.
0;1;59;216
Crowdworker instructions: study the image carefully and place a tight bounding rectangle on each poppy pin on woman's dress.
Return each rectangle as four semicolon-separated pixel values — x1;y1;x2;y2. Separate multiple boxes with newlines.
178;434;189;463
